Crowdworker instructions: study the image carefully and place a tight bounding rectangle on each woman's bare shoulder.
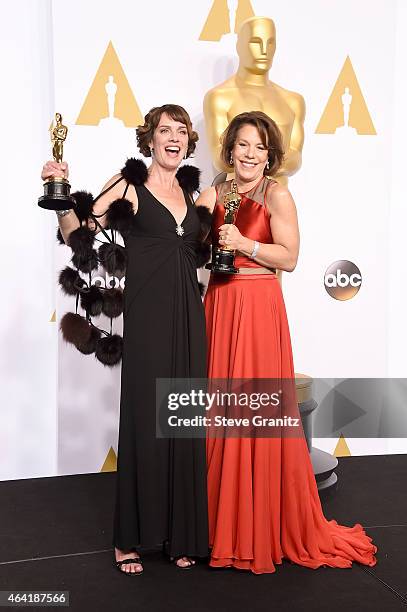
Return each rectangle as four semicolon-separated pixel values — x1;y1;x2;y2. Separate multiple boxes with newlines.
99;173;125;196
265;180;294;210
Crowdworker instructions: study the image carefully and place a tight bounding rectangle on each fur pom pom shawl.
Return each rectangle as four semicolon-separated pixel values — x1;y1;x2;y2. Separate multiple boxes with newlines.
56;159;212;365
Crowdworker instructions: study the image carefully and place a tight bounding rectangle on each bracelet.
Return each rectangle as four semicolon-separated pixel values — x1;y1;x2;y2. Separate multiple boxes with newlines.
55;209;72;218
250;240;260;259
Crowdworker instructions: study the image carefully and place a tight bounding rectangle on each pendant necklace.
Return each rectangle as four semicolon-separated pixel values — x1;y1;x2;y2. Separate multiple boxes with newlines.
175;223;184;236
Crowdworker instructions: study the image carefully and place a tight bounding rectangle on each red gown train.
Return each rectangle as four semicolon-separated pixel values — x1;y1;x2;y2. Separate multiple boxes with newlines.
204;177;377;574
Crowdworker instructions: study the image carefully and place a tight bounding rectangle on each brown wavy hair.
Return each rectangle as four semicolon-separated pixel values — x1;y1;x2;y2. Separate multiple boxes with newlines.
136;104;198;158
220;111;284;176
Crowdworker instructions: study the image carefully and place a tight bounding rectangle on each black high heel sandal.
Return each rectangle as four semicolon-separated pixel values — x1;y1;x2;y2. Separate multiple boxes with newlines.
169;556;196;570
115;555;144;576
162;541;196;570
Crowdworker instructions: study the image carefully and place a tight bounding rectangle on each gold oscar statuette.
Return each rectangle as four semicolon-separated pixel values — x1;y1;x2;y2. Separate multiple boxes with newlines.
206;180;241;274
38;112;75;210
203;16;305;187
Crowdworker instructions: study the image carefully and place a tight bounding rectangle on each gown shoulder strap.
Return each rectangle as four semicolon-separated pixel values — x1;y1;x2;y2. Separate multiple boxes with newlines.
122;182;130;198
183;188;194;207
93;176;125;204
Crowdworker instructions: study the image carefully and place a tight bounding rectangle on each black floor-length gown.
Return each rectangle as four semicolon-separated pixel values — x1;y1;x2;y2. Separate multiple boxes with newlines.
112;182;208;558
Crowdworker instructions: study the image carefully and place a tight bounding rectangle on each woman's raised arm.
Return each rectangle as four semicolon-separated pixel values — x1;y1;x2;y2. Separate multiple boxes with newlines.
40;161;138;244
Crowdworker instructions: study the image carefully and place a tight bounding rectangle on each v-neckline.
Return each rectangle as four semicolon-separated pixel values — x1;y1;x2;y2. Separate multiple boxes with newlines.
143;184;188;227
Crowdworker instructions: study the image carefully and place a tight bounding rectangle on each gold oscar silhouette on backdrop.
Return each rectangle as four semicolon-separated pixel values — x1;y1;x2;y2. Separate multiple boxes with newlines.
203;16;305;186
76;41;143;128
315;56;376;135
199;0;255;41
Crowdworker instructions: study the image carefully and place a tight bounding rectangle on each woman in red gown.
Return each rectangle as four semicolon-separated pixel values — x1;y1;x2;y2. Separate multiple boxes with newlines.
196;111;377;574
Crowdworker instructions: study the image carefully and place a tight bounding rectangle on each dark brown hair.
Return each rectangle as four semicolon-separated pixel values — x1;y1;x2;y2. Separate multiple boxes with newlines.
136;104;198;158
220;111;284;176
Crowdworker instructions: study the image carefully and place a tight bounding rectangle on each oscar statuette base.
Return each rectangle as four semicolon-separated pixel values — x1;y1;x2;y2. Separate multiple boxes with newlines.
38;176;76;211
205;248;239;274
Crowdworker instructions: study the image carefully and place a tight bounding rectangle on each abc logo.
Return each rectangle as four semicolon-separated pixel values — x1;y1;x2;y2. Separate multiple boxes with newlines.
92;273;126;289
324;260;362;301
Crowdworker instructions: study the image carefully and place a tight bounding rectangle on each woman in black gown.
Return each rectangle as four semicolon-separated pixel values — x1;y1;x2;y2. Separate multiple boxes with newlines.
42;104;209;575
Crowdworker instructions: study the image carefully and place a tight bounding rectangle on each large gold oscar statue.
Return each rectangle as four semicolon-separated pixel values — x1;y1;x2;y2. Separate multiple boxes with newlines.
204;16;305;186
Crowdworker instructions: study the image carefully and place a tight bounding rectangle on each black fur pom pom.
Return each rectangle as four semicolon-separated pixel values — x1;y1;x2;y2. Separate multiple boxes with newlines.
195;242;211;268
95;334;123;366
176;165;201;193
80;286;104;317
71;191;94;223
121;158;149;186
76;326;101;355
106;198;134;236
56;227;65;245
58;267;85;296
102;289;124;318
68;226;95;255
71;248;99;273
98;242;127;275
60;312;91;346
196;205;213;240
76;325;101;355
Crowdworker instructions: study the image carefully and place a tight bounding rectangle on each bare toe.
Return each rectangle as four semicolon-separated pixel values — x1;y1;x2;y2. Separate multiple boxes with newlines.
115;548;143;575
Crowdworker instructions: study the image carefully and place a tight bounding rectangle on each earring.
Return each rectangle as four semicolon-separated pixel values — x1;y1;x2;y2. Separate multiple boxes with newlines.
229;154;234;165
184;151;187;160
266;159;270;170
150;148;154;157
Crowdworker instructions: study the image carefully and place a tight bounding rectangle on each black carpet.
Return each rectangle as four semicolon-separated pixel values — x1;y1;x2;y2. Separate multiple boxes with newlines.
1;455;406;611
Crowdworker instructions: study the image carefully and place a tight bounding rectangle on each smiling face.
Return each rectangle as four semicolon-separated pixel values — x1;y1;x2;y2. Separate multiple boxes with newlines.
149;112;189;169
237;17;276;75
231;123;269;183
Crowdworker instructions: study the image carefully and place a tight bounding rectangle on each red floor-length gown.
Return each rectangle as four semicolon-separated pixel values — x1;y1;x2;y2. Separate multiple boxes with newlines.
204;177;377;574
